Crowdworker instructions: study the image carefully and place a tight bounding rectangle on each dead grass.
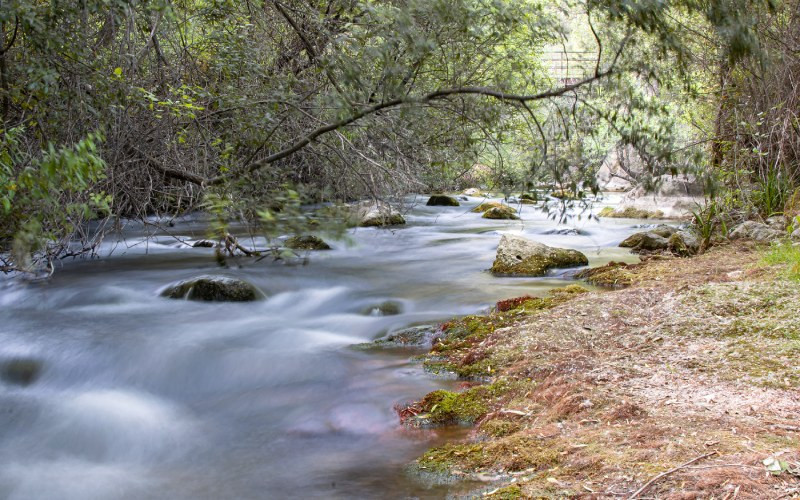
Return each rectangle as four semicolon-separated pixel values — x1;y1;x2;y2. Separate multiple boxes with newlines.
409;241;800;498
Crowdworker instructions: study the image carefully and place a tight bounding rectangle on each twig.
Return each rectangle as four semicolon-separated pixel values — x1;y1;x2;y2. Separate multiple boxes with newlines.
628;452;718;499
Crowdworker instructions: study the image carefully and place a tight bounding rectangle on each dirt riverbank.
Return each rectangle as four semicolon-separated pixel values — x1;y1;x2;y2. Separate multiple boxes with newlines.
405;241;800;498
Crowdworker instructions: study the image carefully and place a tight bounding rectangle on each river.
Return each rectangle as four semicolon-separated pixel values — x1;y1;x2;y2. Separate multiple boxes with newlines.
0;194;655;499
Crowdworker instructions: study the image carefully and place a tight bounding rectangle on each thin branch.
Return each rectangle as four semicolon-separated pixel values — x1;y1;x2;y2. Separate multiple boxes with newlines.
628;452;718;499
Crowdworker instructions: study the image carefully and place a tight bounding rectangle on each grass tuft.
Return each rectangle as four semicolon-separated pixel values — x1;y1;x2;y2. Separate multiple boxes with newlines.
761;241;800;280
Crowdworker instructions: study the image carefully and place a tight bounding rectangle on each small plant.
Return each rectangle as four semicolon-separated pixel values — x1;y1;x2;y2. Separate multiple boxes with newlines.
690;199;728;252
752;171;793;218
761;241;800;280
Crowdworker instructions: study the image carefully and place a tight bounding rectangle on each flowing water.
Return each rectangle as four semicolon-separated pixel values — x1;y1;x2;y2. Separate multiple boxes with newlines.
0;194;659;499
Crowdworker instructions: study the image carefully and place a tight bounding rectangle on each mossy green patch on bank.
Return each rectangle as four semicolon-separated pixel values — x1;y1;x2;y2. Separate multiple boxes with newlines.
417;433;562;473
425;286;588;379
761;240;800;280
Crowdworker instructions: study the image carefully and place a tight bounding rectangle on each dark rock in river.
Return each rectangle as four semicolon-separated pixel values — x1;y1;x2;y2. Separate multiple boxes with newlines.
426;195;460;207
354;325;438;349
161;276;264;302
285;235;331;250
491;234;588;276
192;240;216;248
1;358;42;386
362;300;403;316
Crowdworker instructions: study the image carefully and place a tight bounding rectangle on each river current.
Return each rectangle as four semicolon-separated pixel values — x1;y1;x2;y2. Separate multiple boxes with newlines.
0;194;654;499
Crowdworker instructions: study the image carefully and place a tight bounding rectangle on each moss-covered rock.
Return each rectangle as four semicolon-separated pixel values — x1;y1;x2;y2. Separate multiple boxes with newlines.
362;300;403;316
427;194;460;206
482;206;519;220
668;231;700;257
353;325;437;349
284;235;331;250
619;231;669;252
491;234;588;276
471;201;504;213
575;261;637;287
161;276;265;302
598;206;665;219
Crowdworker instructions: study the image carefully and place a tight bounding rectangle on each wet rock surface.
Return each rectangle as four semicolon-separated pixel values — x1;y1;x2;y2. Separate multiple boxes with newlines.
161;276;265;302
491;234;588;276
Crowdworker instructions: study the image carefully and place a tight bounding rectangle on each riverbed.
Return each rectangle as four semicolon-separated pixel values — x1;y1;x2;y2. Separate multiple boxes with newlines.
0;194;658;499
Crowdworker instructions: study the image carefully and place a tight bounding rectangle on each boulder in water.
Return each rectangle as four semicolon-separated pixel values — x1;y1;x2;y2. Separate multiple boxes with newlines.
1;358;42;386
598;206;665;219
285;235;331;250
192;240;216;248
482;206;519;220
161;276;264;302
463;188;483;196
471;201;503;213
491;234;588;276
355;202;406;227
426;194;460;207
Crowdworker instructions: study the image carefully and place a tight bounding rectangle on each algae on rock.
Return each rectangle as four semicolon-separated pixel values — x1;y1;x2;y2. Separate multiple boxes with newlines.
491;234;588;276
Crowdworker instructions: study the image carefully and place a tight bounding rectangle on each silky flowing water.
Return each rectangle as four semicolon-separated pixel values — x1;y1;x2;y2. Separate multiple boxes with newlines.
0;195;658;499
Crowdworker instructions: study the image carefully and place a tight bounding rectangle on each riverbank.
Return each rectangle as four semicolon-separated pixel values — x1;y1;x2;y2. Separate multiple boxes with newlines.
405;240;800;498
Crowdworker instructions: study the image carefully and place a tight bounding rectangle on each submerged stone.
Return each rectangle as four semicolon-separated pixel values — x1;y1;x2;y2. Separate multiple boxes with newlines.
354;325;438;349
1;358;42;386
426;195;460;207
285;235;331;250
362;300;403;316
161;276;264;302
491;234;588;276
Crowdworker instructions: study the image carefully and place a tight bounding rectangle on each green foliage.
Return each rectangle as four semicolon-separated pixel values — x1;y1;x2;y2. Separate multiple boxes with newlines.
752;171;793;217
0;128;109;270
761;241;800;281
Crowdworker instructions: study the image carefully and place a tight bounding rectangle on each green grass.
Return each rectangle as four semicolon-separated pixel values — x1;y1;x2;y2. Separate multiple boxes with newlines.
761;241;800;280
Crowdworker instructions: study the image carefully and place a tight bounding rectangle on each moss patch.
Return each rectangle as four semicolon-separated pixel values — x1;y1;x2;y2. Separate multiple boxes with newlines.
482;206;519;220
471;201;504;213
598;206;665;219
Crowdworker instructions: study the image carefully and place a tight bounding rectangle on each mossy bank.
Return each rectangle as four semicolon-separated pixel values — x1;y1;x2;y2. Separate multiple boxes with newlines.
404;241;800;498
